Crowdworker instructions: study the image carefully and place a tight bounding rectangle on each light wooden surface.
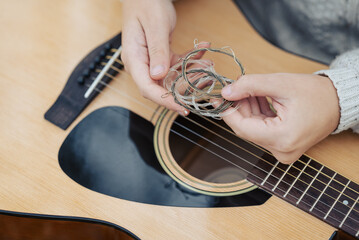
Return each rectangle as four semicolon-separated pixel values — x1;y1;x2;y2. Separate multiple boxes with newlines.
0;0;358;239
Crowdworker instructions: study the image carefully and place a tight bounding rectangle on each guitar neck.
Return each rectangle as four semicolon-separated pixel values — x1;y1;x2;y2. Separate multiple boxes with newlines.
247;154;359;238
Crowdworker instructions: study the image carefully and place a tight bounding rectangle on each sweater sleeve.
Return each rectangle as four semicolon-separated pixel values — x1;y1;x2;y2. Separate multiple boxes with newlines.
315;48;359;134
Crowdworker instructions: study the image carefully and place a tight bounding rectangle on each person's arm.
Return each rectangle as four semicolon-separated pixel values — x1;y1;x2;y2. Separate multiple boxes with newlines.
121;0;183;114
121;0;208;116
315;48;359;134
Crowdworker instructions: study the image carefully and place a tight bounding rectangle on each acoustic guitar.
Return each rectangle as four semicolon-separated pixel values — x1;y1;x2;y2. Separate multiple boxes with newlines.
1;0;359;239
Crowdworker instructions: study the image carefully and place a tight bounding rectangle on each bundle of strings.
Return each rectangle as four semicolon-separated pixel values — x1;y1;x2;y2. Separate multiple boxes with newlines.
163;42;245;119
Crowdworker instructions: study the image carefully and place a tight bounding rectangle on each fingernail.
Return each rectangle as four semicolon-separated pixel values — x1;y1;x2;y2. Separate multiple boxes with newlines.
222;85;232;96
151;65;165;76
178;109;189;116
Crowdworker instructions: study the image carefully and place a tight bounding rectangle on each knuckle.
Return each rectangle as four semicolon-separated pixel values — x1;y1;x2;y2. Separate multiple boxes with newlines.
148;45;165;57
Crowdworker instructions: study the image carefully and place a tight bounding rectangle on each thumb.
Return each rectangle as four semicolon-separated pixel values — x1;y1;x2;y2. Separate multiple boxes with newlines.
222;74;286;101
145;27;171;80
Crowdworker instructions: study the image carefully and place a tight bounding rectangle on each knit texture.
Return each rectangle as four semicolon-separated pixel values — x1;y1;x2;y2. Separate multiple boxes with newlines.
234;0;359;133
234;0;359;64
316;49;359;134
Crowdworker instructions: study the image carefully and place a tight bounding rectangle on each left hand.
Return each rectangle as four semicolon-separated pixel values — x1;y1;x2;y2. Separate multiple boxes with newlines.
220;73;340;164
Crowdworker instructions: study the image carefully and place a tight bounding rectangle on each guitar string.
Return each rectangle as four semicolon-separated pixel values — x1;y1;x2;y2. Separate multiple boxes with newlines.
170;120;359;227
183;112;359;205
170;129;358;233
98;61;359;205
88;79;357;228
102;54;359;198
100;65;359;202
89;53;359;216
87;81;359;231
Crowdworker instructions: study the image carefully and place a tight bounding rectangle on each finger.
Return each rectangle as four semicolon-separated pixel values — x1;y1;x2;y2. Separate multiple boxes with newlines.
121;16;150;71
221;107;279;146
258;97;277;117
144;22;172;80
122;25;185;114
237;99;251;118
249;96;261;115
222;74;288;101
132;60;187;113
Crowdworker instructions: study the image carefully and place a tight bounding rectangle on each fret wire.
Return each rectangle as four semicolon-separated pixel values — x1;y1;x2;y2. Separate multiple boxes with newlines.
296;165;324;205
95;77;359;227
194;112;359;208
310;173;337;212
191;112;359;203
93;80;359;230
283;159;311;198
324;180;351;220
102;68;359;204
101;73;359;216
272;163;293;191
173;101;359;208
192;108;359;198
169;116;359;227
99;76;359;213
159;105;359;212
261;161;279;186
167;128;359;233
340;196;359;228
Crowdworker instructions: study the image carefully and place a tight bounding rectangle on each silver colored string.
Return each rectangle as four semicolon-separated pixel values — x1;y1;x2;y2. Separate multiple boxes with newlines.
163;44;245;119
87;77;359;230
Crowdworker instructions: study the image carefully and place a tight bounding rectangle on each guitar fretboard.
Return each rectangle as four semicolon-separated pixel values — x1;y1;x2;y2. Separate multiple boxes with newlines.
247;155;359;238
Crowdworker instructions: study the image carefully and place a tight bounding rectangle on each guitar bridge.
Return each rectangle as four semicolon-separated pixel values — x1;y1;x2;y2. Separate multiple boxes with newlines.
44;33;123;130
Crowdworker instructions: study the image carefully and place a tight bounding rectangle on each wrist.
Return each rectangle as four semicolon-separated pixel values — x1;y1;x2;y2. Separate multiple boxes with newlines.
316;68;359;133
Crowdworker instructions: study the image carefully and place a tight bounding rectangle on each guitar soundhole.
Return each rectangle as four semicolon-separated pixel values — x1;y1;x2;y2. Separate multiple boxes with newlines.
169;114;247;184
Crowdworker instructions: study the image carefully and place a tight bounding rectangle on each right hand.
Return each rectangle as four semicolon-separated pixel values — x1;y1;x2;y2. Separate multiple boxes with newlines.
121;0;209;115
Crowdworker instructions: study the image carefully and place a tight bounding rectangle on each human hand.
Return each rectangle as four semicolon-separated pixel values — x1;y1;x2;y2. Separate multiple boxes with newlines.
121;0;209;115
220;73;340;164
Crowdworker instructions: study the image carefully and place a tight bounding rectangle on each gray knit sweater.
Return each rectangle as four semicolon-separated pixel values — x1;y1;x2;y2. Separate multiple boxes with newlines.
235;0;359;134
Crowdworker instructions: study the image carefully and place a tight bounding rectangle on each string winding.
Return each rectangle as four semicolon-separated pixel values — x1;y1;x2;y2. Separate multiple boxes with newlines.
163;43;245;119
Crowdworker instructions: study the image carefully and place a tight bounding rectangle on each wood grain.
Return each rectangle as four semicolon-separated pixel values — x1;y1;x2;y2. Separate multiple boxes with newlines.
0;0;359;239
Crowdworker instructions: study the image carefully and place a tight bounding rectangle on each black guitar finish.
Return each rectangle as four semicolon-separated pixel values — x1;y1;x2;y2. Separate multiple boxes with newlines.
0;210;139;240
59;107;271;207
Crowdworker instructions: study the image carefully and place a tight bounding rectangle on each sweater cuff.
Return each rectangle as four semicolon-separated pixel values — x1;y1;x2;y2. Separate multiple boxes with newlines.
315;68;359;134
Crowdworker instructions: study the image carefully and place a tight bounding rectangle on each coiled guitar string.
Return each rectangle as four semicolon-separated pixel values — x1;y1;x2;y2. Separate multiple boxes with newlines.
86;76;359;231
163;43;245;119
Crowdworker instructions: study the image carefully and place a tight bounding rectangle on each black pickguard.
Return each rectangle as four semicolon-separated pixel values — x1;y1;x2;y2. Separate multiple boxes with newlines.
59;106;270;207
